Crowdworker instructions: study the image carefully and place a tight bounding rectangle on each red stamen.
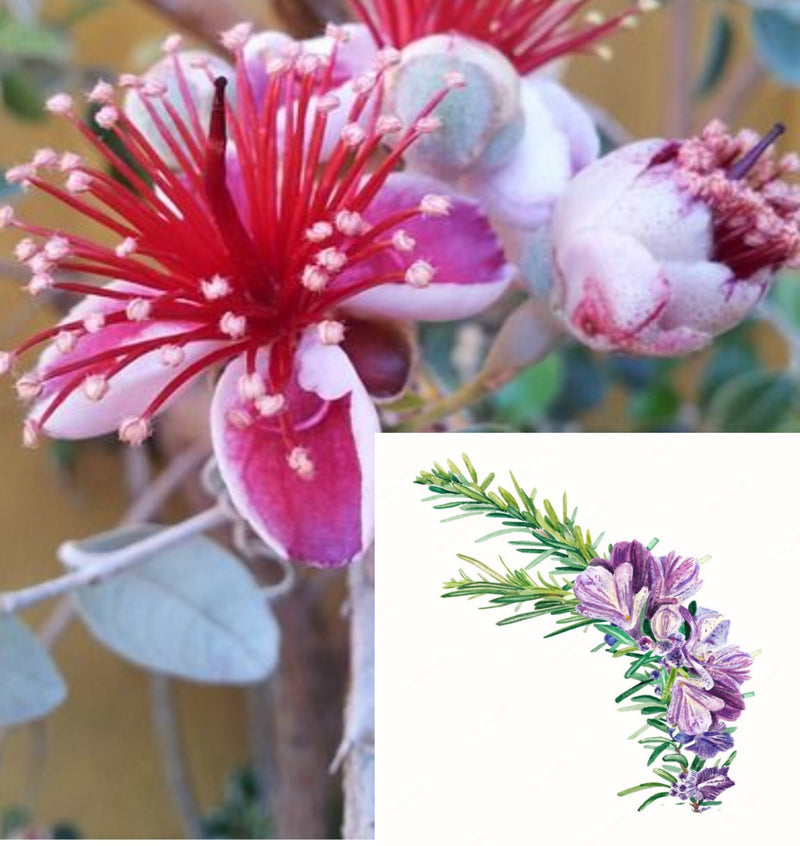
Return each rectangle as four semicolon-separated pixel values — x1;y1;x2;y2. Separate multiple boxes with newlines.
348;0;644;74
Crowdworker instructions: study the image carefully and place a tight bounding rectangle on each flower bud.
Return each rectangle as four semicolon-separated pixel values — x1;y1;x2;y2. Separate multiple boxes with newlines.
550;123;800;356
387;34;524;178
462;77;600;231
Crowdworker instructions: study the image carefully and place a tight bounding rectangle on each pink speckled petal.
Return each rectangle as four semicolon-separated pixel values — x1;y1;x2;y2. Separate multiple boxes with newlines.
553;139;669;245
661;260;766;336
554;227;673;354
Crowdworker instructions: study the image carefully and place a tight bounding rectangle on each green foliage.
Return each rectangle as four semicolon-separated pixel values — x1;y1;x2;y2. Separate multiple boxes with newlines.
202;768;272;839
693;10;735;97
1;807;81;839
0;2;106;123
417;454;599;585
490;354;565;429
750;6;800;86
0;67;44;120
705;368;799;431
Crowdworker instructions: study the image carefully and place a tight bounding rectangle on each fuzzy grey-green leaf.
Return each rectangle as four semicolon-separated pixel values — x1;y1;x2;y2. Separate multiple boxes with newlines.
0;615;67;726
74;525;280;684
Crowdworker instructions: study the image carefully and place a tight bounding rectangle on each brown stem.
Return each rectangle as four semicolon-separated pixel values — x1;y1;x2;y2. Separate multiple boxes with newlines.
272;0;351;36
270;570;348;838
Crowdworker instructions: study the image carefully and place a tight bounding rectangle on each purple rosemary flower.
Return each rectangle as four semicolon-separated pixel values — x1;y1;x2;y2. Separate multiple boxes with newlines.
572;560;649;631
578;541;702;629
694;766;735;801
675;729;735;760
653;551;703;607
666;676;726;735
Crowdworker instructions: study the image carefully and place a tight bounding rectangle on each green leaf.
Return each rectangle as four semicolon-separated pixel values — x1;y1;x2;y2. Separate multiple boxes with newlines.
637;791;670;812
629;383;680;428
0;19;71;62
617;782;668;797
653;768;677;784
693;11;734;98
706;369;797;432
73;525;280;684
462;453;478;483
770;270;800;327
624;650;657;679
1;68;44;121
751;8;800;86
646;742;670;766
615;678;654;704
663;752;689;767
0;615;67;726
542;618;596;638
698;323;758;408
491;353;564;426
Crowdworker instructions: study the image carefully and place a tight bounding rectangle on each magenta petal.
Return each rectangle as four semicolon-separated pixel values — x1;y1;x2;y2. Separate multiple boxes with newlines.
210;339;379;567
342;172;514;321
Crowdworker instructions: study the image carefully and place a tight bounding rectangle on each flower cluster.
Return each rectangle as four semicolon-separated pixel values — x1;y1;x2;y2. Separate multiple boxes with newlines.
0;23;513;567
574;540;752;809
417;456;754;814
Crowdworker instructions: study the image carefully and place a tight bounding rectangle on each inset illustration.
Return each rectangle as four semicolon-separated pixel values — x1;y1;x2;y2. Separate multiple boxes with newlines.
416;454;752;813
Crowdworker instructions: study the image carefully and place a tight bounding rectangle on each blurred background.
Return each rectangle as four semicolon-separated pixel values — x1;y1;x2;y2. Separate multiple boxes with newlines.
0;0;798;838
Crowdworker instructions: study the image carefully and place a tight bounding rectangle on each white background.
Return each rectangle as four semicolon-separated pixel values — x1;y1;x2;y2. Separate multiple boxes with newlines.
375;433;799;845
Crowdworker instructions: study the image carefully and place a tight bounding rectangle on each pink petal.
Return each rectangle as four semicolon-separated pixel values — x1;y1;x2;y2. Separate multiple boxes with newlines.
599;171;712;263
464;78;599;230
243;30;295;104
210;337;379;567
30;285;224;439
342;172;514;321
